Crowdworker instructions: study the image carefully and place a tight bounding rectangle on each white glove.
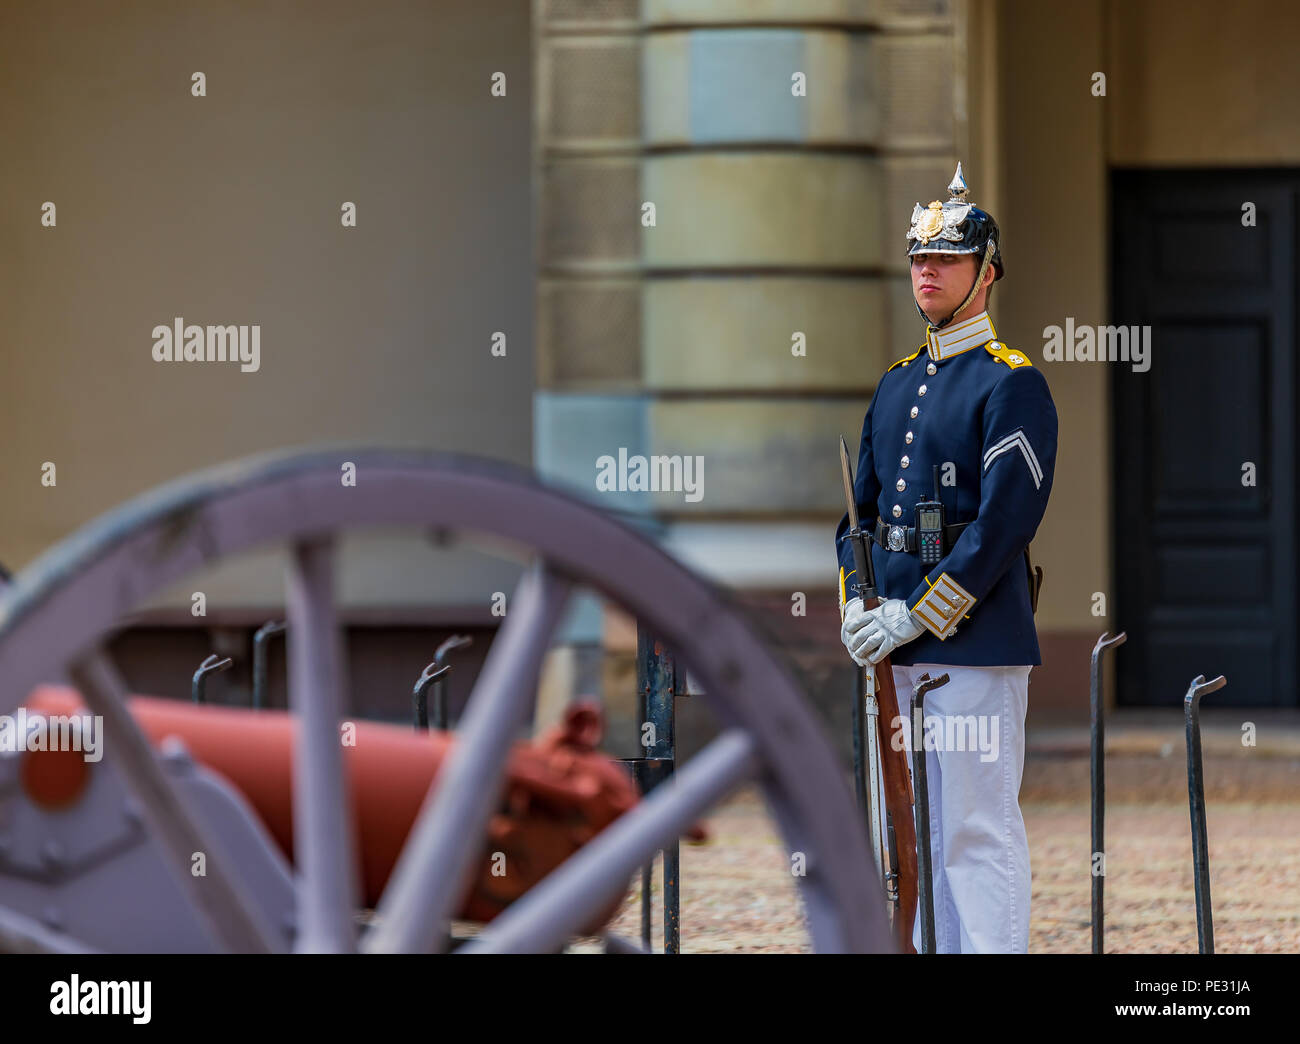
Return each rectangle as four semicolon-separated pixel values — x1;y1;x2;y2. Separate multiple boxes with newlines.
840;596;875;667
857;598;925;665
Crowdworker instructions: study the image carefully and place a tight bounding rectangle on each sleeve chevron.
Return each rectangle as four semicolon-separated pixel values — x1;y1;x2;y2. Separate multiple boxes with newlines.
983;427;1043;489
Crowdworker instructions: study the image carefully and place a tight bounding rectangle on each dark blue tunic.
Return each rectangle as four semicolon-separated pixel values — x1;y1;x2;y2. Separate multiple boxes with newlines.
835;314;1058;666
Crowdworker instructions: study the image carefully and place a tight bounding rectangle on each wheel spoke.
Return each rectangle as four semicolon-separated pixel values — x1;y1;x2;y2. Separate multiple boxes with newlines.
461;728;758;954
68;650;278;953
365;562;572;953
285;537;360;953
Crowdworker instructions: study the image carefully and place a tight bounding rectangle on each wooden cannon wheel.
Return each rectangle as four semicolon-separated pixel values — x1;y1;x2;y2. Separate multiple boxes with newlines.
0;448;891;953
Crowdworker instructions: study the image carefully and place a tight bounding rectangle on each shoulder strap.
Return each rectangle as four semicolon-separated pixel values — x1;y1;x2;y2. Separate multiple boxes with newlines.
985;342;1033;369
885;346;925;374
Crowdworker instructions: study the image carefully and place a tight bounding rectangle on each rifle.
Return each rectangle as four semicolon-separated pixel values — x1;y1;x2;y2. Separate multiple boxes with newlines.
839;435;918;954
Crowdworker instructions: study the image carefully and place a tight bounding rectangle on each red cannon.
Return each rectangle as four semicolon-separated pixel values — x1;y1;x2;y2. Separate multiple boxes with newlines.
18;688;638;929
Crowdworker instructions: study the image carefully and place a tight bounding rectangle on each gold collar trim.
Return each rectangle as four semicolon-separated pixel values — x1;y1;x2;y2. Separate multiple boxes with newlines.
926;311;996;362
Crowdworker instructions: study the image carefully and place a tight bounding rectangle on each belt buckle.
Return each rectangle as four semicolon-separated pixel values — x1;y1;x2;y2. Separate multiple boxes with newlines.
887;525;906;552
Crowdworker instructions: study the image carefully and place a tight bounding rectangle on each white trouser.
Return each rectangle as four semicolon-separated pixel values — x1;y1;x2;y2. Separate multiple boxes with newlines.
883;663;1031;954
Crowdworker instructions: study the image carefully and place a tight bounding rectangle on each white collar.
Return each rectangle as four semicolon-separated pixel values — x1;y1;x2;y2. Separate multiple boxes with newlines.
925;310;997;362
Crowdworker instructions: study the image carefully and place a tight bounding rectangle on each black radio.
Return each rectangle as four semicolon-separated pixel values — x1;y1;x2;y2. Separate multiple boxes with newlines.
914;465;945;566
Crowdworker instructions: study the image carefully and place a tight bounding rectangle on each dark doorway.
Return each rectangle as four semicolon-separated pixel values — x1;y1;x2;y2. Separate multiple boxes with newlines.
1111;169;1298;708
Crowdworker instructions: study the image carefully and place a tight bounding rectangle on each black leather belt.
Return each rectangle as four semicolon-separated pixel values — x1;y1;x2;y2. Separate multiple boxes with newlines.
873;516;970;553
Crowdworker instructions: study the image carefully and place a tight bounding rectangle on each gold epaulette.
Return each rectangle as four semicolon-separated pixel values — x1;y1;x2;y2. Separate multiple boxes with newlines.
885;346;925;373
984;342;1033;368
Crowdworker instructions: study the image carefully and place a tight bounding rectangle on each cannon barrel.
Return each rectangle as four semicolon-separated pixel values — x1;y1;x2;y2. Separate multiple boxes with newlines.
21;686;637;929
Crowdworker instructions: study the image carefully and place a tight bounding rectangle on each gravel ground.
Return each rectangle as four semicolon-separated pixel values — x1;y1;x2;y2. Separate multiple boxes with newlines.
593;785;1300;954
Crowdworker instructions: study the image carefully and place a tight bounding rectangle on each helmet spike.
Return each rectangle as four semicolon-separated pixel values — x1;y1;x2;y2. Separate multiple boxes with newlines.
947;162;968;201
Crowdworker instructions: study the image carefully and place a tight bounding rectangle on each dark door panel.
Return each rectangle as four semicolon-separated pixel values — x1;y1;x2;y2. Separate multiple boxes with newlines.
1112;170;1298;708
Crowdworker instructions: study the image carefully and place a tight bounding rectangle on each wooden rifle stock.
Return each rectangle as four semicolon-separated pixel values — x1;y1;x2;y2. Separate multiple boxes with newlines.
838;434;917;953
863;620;918;955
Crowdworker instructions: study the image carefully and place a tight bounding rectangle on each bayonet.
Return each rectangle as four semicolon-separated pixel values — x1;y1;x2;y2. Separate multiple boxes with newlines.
839;435;877;603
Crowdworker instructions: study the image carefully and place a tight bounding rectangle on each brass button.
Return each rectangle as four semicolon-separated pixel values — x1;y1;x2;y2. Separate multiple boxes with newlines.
905;431;914;444
918;384;928;396
896;479;906;492
927;363;937;375
910;406;919;419
892;504;902;518
901;456;910;469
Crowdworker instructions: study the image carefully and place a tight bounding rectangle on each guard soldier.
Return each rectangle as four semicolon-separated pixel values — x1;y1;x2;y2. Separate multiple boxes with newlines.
835;164;1057;953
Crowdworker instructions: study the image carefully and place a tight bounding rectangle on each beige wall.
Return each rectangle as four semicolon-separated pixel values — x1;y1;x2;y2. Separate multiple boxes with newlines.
1107;0;1300;165
0;0;533;608
995;0;1109;635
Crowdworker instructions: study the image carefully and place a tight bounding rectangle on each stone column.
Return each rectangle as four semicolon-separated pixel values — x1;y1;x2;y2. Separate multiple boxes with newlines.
533;0;973;746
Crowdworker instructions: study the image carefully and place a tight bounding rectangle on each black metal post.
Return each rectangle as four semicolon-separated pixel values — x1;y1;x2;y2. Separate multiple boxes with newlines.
617;756;672;952
252;620;286;710
614;626;688;953
1089;630;1126;955
640;861;652;951
637;622;679;954
662;765;679;953
1185;673;1225;955
412;661;451;731
911;672;948;955
432;634;472;729
192;653;232;704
